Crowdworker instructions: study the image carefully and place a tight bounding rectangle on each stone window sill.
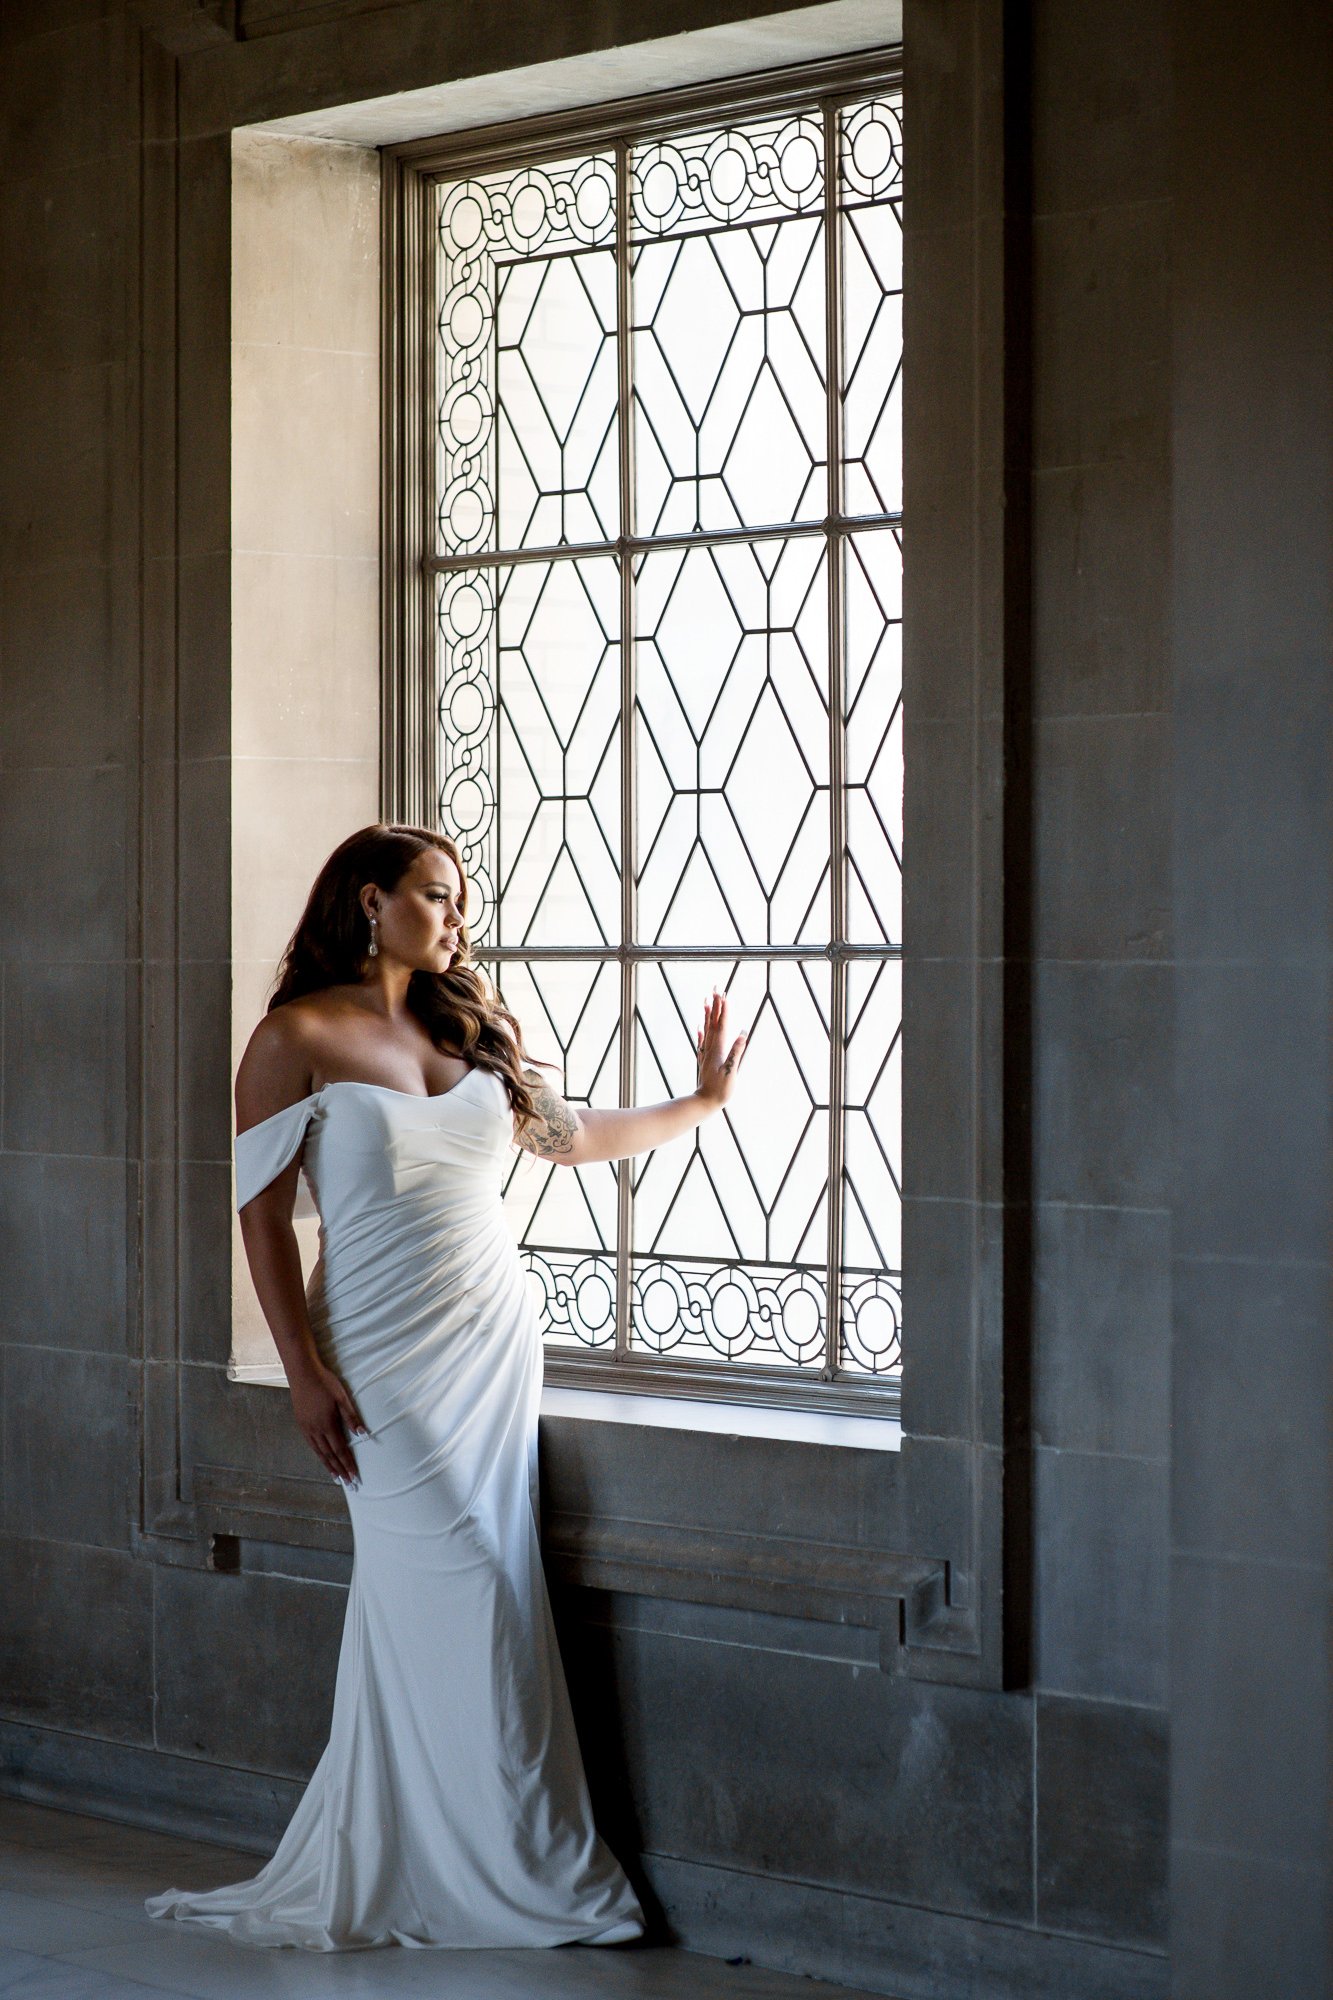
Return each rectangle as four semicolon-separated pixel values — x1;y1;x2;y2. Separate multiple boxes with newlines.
540;1383;901;1451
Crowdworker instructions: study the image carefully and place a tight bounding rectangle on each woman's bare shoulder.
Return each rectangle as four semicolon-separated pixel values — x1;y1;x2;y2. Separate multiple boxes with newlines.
235;1001;327;1133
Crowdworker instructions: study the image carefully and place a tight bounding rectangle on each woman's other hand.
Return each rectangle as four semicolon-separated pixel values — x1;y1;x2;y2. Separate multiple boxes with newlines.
695;988;748;1108
289;1361;368;1485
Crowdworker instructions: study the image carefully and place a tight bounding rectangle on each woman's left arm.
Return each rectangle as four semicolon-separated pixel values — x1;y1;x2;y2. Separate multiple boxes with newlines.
516;989;748;1167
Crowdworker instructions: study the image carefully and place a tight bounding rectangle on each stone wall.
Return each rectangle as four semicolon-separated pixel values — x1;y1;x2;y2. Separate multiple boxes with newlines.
0;4;1326;1998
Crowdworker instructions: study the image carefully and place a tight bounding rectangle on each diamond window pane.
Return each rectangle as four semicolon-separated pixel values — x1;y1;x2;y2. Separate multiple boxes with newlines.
841;203;901;516
634;538;830;948
490;956;621;1352
840;99;902;517
436;557;621;949
436;155;618;554
844;528;903;945
839;956;901;1375
633;216;827;535
630;957;830;1364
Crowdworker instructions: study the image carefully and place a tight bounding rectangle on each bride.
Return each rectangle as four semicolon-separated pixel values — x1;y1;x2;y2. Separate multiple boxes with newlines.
146;823;748;1952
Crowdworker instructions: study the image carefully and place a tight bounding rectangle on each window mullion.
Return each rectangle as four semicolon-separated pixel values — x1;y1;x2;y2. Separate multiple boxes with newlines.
614;136;636;1365
823;97;848;1381
418;167;439;830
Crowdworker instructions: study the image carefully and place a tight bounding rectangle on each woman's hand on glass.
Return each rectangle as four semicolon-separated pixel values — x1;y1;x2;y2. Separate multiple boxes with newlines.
695;988;749;1108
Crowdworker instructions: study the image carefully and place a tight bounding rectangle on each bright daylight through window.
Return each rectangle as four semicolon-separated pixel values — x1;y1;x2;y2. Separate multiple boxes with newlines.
427;75;902;1393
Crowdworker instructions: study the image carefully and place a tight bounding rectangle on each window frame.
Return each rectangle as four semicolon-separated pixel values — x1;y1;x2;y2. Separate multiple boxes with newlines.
135;0;1024;1691
384;48;906;1419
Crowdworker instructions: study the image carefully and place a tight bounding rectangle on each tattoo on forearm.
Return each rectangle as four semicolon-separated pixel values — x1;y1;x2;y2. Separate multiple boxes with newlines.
518;1078;580;1157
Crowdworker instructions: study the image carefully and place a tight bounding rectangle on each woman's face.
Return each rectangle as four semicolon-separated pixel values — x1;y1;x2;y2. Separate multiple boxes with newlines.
365;849;466;973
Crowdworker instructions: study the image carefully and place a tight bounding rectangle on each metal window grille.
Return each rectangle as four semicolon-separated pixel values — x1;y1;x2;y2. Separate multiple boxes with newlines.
408;56;902;1410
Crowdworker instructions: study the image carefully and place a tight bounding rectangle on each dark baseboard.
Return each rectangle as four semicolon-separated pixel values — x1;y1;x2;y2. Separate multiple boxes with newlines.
643;1852;1169;2000
0;1718;297;1858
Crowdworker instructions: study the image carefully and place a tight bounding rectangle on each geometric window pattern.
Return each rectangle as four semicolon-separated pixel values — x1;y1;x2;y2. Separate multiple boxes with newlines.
430;89;903;1380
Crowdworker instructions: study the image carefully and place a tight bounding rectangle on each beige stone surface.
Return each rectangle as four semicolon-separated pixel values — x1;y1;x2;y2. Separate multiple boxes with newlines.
232;342;379;561
230;129;382;1380
231;758;379;967
231;550;378;760
232;132;381;354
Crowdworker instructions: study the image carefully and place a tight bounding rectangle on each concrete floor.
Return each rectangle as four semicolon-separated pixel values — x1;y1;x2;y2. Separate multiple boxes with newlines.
0;1797;888;1999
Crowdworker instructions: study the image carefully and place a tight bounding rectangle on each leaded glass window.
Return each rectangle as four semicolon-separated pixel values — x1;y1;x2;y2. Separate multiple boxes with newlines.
424;72;902;1397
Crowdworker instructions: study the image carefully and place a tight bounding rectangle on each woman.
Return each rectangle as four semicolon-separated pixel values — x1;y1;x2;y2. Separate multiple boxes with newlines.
145;823;746;1952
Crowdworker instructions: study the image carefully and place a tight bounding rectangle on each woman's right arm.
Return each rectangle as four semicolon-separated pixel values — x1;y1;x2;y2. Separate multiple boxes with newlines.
235;1016;366;1484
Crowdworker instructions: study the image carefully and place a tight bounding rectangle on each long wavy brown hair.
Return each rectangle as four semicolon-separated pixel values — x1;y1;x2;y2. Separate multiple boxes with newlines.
266;823;551;1140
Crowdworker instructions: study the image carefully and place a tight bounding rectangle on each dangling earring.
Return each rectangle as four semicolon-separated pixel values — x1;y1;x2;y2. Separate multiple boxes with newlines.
368;914;379;958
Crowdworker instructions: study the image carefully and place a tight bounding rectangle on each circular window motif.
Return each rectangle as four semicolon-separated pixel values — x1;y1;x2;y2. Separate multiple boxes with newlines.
840;1276;902;1373
449;391;484;446
510;183;547;241
709;146;748;205
447;776;486;833
632;1261;691;1349
447;680;486;735
641;1275;679;1334
852;117;895;183
447;581;486;639
575;171;612;230
641;159;678;219
445;486;486;544
773;1272;825;1365
779;132;820;196
704;1266;759;1356
448;293;485;349
575;1268;614;1333
446;193;484;251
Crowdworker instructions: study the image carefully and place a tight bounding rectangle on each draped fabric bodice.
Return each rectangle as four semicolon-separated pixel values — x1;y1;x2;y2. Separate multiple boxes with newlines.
235;1068;508;1221
236;1073;534;1409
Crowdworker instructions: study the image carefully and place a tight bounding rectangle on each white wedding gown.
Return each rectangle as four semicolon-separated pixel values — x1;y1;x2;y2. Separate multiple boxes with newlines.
145;1067;644;1951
